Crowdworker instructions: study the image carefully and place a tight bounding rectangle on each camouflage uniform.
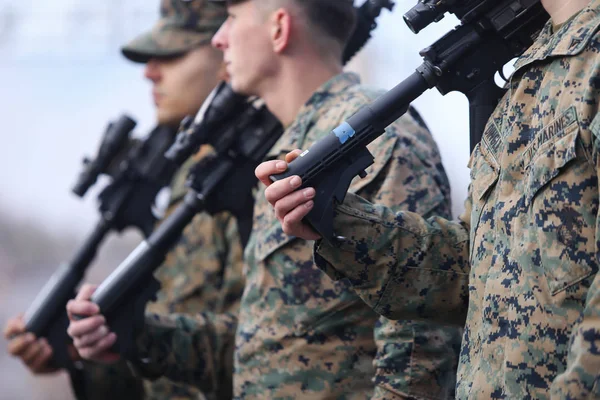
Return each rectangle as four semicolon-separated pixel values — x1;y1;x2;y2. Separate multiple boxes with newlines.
314;5;600;399
133;72;461;399
73;1;241;399
144;154;245;400
78;154;244;400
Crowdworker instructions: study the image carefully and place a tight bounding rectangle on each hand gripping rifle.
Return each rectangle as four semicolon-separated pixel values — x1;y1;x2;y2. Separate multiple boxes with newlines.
21;117;178;372
272;0;549;242
90;93;283;357
86;0;395;358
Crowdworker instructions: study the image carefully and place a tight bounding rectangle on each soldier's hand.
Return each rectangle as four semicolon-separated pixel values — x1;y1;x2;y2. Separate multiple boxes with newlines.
66;284;120;364
3;315;58;374
255;149;321;240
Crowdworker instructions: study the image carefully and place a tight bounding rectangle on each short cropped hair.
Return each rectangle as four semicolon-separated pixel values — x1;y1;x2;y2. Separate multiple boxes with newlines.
226;0;356;57
292;0;356;50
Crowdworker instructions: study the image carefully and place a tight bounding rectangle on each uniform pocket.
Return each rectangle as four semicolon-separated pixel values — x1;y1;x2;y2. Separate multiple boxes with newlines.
525;123;579;207
467;144;500;249
524;126;595;295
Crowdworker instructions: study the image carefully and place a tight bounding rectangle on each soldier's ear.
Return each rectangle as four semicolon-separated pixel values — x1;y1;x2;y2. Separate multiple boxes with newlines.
270;8;291;53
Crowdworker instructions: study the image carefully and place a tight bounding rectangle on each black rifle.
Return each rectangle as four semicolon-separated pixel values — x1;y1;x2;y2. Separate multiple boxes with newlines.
343;0;395;64
272;0;549;241
87;0;395;357
91;94;283;357
22;117;178;371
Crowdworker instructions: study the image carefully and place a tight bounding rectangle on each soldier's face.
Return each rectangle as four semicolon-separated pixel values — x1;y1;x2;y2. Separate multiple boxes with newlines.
144;45;223;126
211;1;278;96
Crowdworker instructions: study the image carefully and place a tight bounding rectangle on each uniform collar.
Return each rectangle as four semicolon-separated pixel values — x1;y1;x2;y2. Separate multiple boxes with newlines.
267;72;361;157
513;0;600;73
301;72;361;110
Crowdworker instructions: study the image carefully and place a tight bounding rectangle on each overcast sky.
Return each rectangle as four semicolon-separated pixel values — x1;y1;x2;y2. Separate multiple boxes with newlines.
0;0;470;236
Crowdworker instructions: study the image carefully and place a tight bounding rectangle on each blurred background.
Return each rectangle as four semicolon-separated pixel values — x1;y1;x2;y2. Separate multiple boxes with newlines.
0;0;469;398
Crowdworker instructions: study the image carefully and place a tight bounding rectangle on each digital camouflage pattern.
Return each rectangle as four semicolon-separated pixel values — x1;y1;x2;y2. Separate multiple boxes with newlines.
69;0;230;397
77;152;245;400
121;0;227;63
144;152;245;400
315;4;600;399
371;320;461;400
132;72;461;400
238;72;460;400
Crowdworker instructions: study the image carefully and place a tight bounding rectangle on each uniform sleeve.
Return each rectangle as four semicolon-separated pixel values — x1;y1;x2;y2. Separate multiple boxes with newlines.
131;211;243;395
549;271;600;398
314;191;471;326
329;107;466;400
213;213;246;316
210;213;245;399
150;210;245;319
130;310;238;394
549;134;600;398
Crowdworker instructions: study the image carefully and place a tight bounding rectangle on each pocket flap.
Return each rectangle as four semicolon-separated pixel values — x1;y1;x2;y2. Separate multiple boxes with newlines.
525;125;579;207
254;222;298;263
468;144;500;201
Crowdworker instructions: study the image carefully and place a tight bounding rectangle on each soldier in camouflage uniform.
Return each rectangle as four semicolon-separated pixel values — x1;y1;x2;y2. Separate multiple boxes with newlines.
4;1;245;399
67;0;461;398
261;0;600;398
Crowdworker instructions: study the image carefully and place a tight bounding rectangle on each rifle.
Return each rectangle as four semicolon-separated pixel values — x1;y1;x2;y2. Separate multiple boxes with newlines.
343;0;394;64
21;117;178;371
272;0;549;242
87;0;395;357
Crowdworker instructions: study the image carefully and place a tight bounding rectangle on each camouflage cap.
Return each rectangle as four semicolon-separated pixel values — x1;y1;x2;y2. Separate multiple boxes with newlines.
121;0;227;63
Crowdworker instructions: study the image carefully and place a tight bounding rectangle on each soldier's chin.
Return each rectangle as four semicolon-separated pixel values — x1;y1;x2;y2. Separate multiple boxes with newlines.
156;109;184;128
229;78;252;96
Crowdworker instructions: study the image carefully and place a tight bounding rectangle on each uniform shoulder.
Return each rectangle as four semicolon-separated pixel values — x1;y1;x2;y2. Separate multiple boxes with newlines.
326;83;381;114
343;83;431;142
319;82;439;152
343;82;383;104
583;29;600;60
309;83;381;132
